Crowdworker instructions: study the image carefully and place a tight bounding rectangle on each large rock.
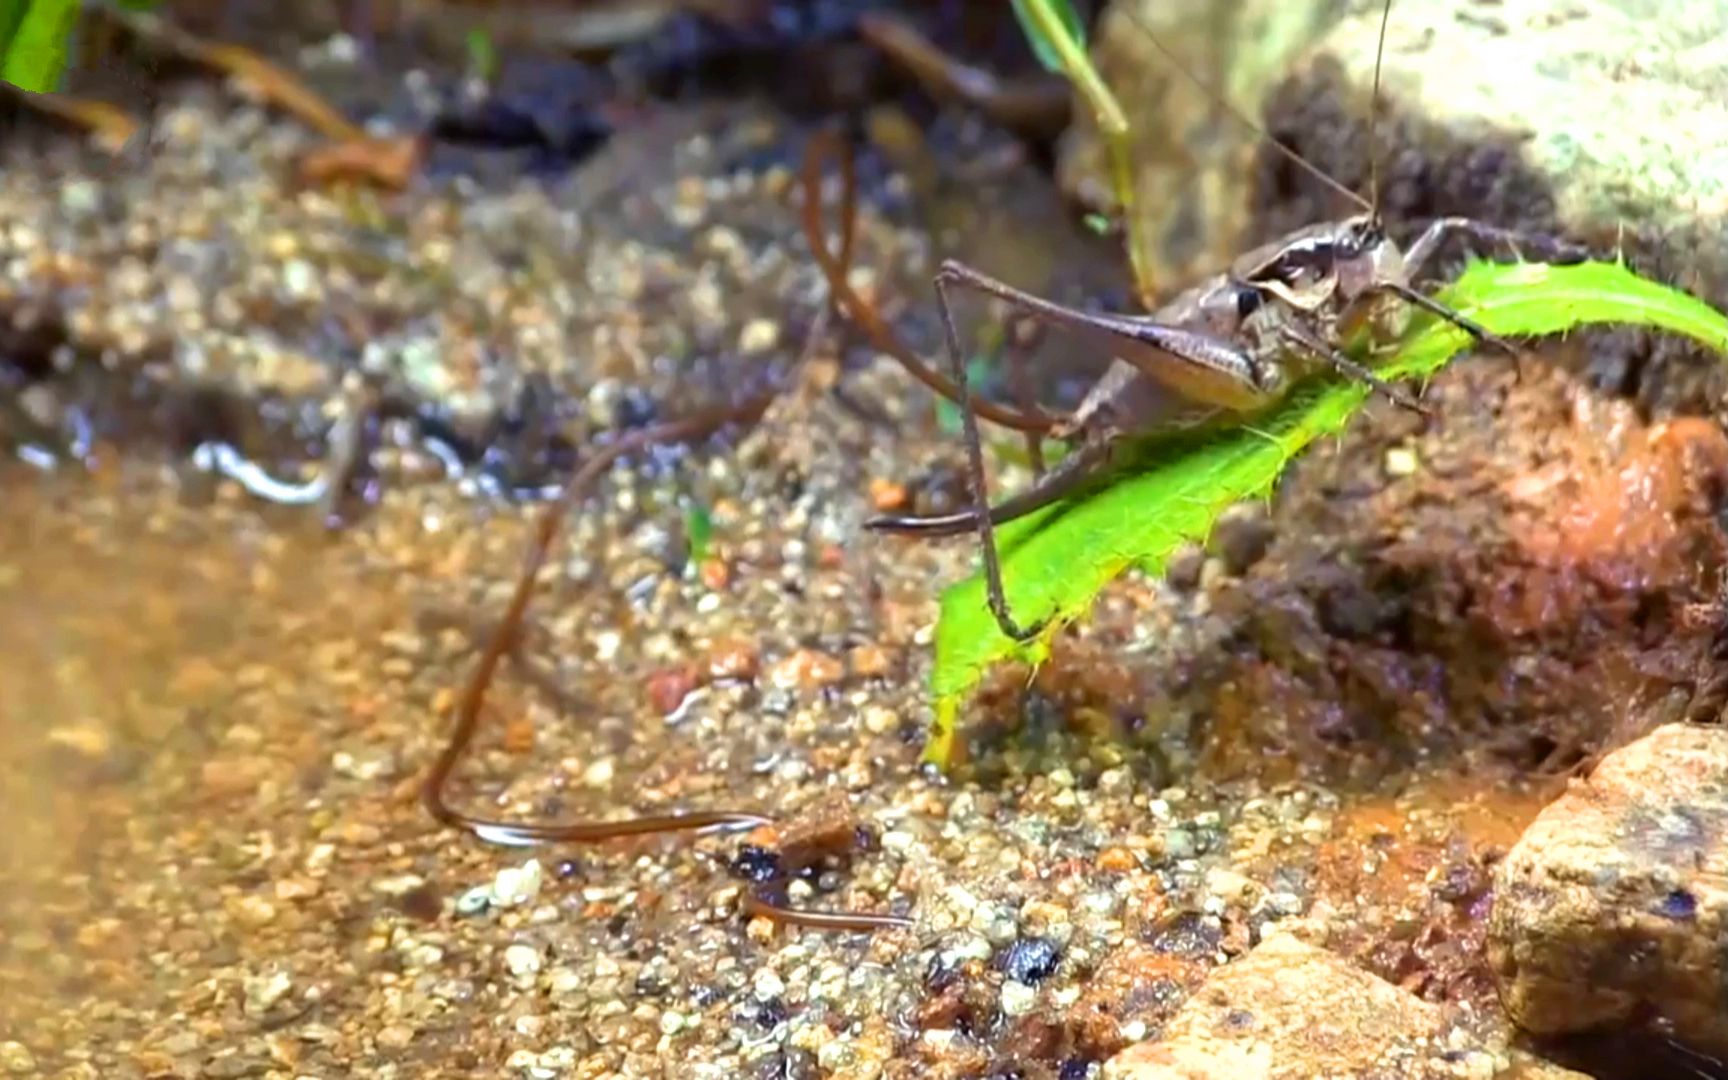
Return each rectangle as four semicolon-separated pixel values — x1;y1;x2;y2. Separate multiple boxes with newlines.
1489;722;1728;1054
1067;0;1728;306
1103;934;1585;1080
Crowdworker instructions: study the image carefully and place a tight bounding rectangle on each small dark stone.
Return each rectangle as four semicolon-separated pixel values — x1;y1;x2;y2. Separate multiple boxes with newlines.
1659;888;1698;920
998;936;1062;985
757;1047;817;1080
924;951;965;994
1223;1008;1256;1031
394;883;442;923
755;997;788;1029
1148;910;1222;958
1164;544;1204;591
1058;1059;1094;1080
732;845;783;883
1210;504;1274;576
1318;579;1395;640
691;983;724;1008
1431;861;1485;904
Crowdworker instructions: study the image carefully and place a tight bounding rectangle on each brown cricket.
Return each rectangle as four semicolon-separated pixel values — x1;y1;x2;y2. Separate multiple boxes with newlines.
807;0;1585;645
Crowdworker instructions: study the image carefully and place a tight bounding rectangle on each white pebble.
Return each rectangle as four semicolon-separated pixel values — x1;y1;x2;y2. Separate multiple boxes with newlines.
739;318;780;355
504;944;543;977
283;259;318;301
881;830;916;854
492;859;544;908
548;967;584;994
0;1042;34;1074
1000;980;1037;1017
753;970;786;1001
243;970;293;1015
373;873;427;897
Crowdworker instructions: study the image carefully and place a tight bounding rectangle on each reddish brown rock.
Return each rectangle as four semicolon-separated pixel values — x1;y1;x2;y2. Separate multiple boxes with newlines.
1489;722;1728;1053
1104;935;1583;1080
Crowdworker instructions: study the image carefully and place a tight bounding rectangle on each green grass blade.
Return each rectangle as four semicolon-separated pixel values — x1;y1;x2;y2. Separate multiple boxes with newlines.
1011;0;1087;75
923;260;1728;768
0;1;29;70
1;0;81;93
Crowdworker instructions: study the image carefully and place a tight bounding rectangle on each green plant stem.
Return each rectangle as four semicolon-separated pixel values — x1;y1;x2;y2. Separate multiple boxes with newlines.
1020;0;1158;307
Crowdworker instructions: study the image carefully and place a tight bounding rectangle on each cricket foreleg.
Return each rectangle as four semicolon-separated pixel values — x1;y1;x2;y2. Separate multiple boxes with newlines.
1372;281;1518;355
1278;322;1430;415
1403;217;1590;283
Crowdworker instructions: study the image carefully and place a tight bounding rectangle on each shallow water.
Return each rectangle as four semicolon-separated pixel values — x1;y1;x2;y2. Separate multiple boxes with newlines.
0;466;423;1046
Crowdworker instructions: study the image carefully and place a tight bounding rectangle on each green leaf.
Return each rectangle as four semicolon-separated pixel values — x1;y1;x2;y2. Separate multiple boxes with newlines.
682;503;713;572
465;27;498;84
1;0;81;93
923;260;1728;768
1011;0;1086;75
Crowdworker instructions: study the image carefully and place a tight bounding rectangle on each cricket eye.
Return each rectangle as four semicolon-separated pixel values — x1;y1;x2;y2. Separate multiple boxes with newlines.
1349;222;1384;257
1235;288;1262;319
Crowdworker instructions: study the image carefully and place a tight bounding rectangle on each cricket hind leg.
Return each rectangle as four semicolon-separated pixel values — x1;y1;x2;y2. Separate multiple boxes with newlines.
866;435;1115;537
932;261;1051;644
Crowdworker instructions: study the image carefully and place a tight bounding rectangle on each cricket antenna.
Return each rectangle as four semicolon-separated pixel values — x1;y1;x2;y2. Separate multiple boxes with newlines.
1123;7;1371;215
1367;0;1393;223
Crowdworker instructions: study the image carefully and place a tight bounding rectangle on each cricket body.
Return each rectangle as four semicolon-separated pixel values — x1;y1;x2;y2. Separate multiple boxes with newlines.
803;0;1584;646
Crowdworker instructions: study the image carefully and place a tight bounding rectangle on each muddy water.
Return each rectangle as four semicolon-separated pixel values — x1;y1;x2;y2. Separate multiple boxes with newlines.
0;464;425;1045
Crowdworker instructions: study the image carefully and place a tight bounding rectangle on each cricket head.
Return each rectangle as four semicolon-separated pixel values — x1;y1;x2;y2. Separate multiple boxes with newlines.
1332;213;1402;298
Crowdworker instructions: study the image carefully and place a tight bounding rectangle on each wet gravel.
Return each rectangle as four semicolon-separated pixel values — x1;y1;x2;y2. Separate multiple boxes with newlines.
2;59;1724;1080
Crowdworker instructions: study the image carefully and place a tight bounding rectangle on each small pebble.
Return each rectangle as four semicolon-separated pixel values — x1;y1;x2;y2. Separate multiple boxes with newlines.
373;873;427;897
768;648;846;690
1000;980;1037;1017
1164;828;1198;860
227;894;277;928
492;859;543;908
1385;446;1420;476
0;1042;35;1074
504;943;543;978
738;317;779;355
378;1025;416;1050
242;970;293;1015
706;639;759;681
753;969;786;1001
999;937;1062;985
